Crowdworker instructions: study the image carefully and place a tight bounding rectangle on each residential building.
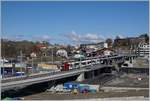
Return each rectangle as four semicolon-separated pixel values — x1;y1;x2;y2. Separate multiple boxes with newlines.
137;42;149;57
114;37;145;49
80;42;108;50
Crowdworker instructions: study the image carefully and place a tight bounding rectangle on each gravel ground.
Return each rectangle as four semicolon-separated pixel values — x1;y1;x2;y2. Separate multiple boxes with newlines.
23;73;149;100
105;73;149;88
24;90;149;100
133;57;149;68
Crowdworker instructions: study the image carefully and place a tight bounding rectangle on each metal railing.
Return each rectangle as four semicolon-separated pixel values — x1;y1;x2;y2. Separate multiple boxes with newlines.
2;54;137;80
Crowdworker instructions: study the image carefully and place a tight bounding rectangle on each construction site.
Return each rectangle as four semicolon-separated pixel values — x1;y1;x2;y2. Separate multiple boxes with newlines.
23;71;149;100
1;57;149;100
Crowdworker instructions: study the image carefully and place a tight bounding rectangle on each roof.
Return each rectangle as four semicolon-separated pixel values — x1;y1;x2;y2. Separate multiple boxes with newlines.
36;44;47;48
80;42;106;46
96;48;114;52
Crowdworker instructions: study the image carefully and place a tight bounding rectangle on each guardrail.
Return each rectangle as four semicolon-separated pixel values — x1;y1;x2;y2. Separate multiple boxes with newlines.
2;55;137;80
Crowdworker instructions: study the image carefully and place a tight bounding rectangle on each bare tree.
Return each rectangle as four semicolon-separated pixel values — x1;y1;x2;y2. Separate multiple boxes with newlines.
106;38;113;47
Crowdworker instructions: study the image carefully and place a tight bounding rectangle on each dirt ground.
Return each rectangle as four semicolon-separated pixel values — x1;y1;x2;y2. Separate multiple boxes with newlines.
23;73;149;100
24;89;149;100
133;57;149;68
105;73;149;88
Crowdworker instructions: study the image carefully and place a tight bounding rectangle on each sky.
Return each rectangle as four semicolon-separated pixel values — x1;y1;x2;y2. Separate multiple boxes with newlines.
1;1;149;45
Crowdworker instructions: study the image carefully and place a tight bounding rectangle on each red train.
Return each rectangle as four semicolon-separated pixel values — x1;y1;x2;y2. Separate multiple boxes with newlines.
61;62;70;71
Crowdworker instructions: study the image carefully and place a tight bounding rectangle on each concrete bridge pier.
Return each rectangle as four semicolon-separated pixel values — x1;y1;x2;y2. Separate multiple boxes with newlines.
76;67;114;82
77;70;96;81
76;73;85;82
94;70;99;77
85;71;95;79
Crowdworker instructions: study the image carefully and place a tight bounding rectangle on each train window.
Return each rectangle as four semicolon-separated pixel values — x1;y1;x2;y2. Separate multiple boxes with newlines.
123;64;128;66
81;62;86;65
74;63;79;66
88;61;91;64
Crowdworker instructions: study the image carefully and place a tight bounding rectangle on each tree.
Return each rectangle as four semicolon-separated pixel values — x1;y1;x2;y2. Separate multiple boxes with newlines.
42;41;50;47
139;33;149;43
1;39;35;58
1;39;17;58
65;45;74;56
116;35;121;39
106;38;113;47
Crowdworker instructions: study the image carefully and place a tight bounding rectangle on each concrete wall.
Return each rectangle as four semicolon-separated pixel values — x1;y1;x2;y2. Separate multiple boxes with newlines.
77;67;113;81
119;67;149;74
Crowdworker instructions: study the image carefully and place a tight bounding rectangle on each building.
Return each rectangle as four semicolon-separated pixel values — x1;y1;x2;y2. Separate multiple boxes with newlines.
80;42;108;57
1;62;27;77
114;37;146;55
96;48;114;56
129;37;146;49
80;42;108;50
114;37;145;49
36;44;47;49
137;42;149;57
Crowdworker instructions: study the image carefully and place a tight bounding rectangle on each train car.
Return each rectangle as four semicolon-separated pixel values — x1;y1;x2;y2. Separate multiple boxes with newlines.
81;60;87;67
73;62;80;69
66;61;79;70
61;62;70;71
96;58;100;64
91;59;97;65
61;57;104;71
86;60;92;66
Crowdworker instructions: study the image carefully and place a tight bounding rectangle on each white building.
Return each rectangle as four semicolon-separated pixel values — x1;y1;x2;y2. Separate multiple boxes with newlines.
103;50;112;56
80;42;108;50
97;42;108;49
30;52;37;58
137;42;149;57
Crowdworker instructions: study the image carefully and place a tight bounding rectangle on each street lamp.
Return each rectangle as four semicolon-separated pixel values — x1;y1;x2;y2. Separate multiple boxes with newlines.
52;46;54;64
32;57;34;73
31;52;37;74
2;57;4;78
20;50;23;77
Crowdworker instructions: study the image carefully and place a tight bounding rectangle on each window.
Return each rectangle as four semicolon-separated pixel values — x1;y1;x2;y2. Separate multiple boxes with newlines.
123;63;128;66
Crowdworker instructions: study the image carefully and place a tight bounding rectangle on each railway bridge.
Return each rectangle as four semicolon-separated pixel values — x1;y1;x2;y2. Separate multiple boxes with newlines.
1;55;137;92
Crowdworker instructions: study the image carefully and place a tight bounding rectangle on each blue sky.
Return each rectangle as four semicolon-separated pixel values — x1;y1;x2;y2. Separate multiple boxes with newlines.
1;1;149;45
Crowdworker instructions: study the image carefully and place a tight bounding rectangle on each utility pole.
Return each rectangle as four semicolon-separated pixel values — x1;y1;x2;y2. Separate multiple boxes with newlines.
11;58;14;76
20;50;23;77
79;54;81;69
32;57;33;74
79;42;82;69
2;57;4;78
52;47;54;64
32;57;34;74
41;55;42;64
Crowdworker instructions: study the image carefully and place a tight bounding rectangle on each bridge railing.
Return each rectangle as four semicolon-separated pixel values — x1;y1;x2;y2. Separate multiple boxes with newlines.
2;55;136;80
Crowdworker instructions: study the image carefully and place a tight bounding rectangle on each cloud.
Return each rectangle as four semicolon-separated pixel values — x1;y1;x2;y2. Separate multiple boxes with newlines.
64;31;80;42
81;33;104;43
42;35;51;41
15;34;24;39
117;34;124;38
64;31;104;44
34;34;51;41
5;34;25;41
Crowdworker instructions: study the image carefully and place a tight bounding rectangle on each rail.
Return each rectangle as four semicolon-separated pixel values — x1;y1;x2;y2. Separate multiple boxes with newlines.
1;55;137;80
